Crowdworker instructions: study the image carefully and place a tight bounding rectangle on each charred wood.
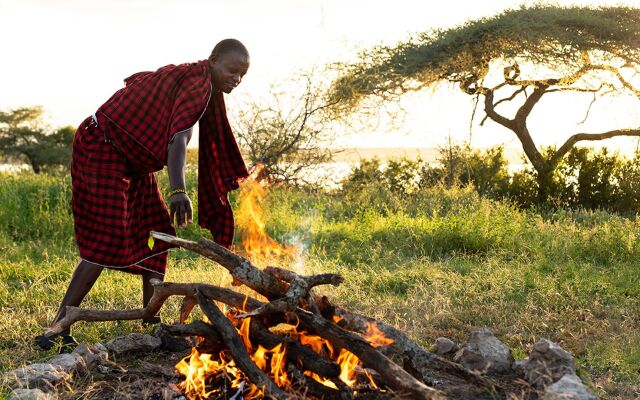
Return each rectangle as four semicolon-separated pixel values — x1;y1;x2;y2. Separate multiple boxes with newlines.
249;319;341;379
196;290;291;400
294;308;444;400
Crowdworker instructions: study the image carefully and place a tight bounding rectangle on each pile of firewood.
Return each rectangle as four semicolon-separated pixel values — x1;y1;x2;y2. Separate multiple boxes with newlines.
43;232;498;400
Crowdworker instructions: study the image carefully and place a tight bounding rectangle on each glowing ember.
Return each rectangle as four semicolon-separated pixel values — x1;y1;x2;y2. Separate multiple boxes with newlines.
235;163;295;263
175;348;247;399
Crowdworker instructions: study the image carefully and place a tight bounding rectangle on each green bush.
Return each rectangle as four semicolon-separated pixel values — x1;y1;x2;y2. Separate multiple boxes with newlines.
340;143;640;213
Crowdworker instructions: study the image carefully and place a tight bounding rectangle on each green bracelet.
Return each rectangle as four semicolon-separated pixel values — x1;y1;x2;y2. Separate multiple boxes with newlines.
168;188;187;198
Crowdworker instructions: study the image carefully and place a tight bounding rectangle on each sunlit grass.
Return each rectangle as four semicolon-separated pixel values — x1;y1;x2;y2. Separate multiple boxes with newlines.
0;172;638;399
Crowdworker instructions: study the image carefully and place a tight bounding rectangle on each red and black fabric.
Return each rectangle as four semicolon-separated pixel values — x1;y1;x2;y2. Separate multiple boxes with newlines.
198;90;249;247
71;117;174;274
71;60;248;274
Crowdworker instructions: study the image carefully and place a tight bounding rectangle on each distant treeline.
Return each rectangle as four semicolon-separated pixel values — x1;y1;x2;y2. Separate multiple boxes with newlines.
341;143;640;214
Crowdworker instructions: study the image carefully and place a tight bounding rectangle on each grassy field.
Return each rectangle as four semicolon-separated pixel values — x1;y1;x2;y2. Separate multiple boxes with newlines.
0;171;639;399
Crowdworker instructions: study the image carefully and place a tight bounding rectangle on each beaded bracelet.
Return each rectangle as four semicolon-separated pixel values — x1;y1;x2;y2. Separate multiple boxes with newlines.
168;188;187;198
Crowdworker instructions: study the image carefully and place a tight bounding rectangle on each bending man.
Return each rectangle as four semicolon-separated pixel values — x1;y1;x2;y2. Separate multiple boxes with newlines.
37;39;250;350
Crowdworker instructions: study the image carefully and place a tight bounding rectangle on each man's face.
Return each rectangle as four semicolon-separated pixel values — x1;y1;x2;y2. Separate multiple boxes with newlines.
210;51;250;93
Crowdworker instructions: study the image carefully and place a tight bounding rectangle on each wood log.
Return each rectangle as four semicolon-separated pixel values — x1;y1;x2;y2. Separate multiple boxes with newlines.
294;308;445;400
179;296;197;324
160;321;225;354
161;321;220;340
151;231;288;299
248;319;341;379
286;364;349;400
44;281;263;337
322;298;496;389
195;290;291;400
237;268;343;319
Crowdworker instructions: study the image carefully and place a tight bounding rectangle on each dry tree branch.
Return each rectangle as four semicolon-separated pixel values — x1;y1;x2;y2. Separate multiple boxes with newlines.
552;128;640;165
578;92;598;125
493;86;528;108
236;268;343;319
44;281;263;337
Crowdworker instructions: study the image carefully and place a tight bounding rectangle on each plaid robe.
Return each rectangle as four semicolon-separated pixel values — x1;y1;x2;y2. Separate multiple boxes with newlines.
72;60;248;274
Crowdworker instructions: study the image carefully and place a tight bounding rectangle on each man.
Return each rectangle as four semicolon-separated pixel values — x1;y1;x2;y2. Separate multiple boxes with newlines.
36;39;250;350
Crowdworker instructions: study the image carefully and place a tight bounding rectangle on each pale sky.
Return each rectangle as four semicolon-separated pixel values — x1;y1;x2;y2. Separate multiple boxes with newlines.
1;0;640;152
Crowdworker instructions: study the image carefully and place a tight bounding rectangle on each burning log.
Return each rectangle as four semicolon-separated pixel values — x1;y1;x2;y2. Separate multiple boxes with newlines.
319;297;498;389
286;364;346;400
248;319;341;380
195;290;290;400
294;308;443;400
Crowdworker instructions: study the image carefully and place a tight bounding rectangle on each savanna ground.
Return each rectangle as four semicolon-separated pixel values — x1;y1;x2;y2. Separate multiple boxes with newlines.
0;169;638;399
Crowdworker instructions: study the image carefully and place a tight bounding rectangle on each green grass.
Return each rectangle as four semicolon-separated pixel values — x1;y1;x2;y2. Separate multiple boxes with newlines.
0;172;639;399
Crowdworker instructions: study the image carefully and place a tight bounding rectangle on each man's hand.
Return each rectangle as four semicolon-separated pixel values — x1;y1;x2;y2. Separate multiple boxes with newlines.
167;127;193;228
169;192;193;228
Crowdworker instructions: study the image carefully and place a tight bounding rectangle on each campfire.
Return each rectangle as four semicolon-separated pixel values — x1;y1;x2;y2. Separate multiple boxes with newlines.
169;171;412;399
42;170;493;399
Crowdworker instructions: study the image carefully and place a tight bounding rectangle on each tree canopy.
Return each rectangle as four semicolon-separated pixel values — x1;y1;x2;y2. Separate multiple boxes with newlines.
0;106;74;173
330;5;640;107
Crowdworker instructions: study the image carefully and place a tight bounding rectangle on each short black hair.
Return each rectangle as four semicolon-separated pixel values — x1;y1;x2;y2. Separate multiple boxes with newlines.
209;39;249;60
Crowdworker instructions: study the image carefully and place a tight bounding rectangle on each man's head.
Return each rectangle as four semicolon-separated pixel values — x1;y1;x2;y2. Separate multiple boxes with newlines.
208;39;250;94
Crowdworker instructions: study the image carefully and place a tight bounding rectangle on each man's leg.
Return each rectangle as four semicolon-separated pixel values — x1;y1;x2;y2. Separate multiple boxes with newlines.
51;259;104;332
36;259;103;350
141;270;164;324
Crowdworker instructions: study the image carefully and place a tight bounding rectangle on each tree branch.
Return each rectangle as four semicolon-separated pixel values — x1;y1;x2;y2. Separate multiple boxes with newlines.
578;92;597;125
482;88;515;130
493;86;527;108
151;232;288;300
514;85;547;122
551;129;640;165
44;281;264;337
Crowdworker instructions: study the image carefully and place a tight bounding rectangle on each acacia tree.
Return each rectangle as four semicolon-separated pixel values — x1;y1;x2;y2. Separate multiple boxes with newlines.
328;5;640;200
0;106;74;173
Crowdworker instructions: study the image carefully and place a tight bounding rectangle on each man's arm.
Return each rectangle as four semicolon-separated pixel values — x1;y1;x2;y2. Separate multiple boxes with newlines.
167;128;193;228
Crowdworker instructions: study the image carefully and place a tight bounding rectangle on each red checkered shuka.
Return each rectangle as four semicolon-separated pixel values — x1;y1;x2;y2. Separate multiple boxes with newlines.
72;60;247;274
198;90;248;247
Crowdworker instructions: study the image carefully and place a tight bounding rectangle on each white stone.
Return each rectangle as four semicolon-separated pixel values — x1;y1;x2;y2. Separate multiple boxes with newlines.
543;374;597;400
3;364;68;391
9;388;57;400
49;353;86;373
453;327;513;374
523;339;576;388
106;333;162;356
434;337;457;355
72;343;108;367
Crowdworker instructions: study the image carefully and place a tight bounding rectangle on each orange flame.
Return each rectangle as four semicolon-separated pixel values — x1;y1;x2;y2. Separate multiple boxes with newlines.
363;321;395;348
239;317;252;352
176;319;395;398
236;163;295;263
